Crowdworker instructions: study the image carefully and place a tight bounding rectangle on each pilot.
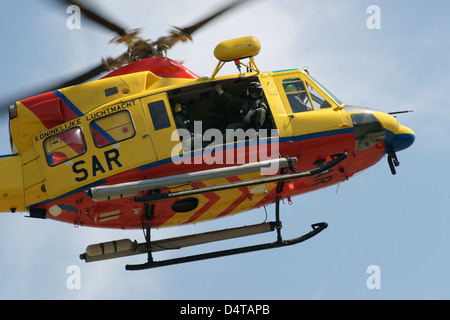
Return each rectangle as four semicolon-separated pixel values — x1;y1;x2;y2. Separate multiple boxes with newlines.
215;82;268;131
173;102;194;134
285;84;312;112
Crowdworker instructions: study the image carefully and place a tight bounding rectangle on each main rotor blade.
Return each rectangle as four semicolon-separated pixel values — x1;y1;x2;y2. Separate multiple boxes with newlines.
63;0;128;36
50;62;108;89
0;0;253;115
156;0;252;52
182;0;251;36
0;62;108;116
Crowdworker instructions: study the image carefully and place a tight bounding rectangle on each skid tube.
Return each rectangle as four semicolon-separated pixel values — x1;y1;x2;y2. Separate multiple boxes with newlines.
125;222;327;271
125;153;346;271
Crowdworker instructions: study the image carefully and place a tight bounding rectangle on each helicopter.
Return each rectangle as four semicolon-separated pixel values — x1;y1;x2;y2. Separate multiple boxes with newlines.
0;0;415;271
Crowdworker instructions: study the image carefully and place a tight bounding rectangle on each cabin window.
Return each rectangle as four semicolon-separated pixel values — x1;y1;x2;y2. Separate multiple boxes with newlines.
104;87;119;97
90;111;136;148
148;100;171;131
44;127;87;166
282;78;314;113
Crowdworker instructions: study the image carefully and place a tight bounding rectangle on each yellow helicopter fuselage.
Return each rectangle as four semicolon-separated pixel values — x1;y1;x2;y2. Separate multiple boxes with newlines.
0;55;414;229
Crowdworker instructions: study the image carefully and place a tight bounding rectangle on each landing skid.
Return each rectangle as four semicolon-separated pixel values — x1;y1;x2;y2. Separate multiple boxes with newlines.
79;153;347;270
79;208;328;271
125;222;327;271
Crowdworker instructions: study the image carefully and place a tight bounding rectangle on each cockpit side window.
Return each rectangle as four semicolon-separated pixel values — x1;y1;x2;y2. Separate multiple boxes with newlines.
306;83;332;109
282;78;333;112
282;78;313;113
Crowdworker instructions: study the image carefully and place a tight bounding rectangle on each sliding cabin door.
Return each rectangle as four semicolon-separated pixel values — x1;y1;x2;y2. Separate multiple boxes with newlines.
139;93;180;162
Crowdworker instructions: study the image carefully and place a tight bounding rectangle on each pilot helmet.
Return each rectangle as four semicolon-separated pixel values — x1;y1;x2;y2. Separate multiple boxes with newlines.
247;82;263;96
173;102;189;113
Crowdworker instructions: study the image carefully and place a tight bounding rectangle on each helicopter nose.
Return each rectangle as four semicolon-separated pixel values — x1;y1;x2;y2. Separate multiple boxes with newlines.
347;106;414;175
375;111;415;175
384;122;415;153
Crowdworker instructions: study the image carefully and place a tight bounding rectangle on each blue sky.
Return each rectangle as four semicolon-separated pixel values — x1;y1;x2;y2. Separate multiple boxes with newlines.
0;0;448;300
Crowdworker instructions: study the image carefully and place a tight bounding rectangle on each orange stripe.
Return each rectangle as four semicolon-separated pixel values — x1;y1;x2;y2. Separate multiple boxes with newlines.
216;177;249;218
183;182;220;224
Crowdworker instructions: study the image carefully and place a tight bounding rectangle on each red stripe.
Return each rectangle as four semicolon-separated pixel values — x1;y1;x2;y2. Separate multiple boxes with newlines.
20;91;77;129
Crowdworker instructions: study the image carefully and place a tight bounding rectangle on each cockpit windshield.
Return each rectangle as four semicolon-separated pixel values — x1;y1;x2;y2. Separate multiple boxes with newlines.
307;75;343;106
